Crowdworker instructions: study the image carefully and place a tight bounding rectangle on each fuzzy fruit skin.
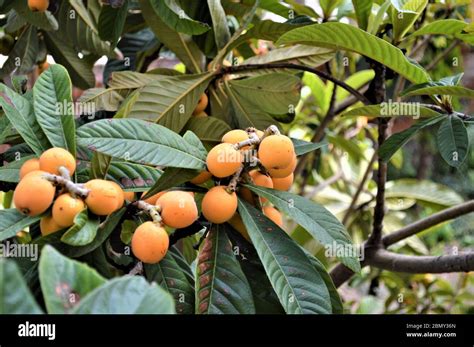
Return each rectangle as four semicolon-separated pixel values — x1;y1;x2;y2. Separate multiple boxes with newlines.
222;129;250;148
272;173;294;191
268;154;296;178
39;147;76;175
141;191;166;205
258;135;295;170
241;170;273;203
40;216;62;236
263;206;283;227
156;191;198;228
28;0;49;12
206;143;243;178
124;191;135;201
228;213;250;242
202;186;238;224
192;93;209;115
190;170;212;185
84;179;124;216
14;175;55;216
19;158;40;179
131;222;169;264
52;194;85;227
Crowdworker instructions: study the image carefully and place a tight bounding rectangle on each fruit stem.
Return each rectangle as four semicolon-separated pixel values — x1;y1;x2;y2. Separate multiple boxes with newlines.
234;132;260;150
135;200;163;224
43;169;89;198
264;125;280;138
228;165;244;192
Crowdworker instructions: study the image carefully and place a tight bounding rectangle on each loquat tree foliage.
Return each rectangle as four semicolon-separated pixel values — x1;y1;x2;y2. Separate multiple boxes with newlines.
0;0;473;315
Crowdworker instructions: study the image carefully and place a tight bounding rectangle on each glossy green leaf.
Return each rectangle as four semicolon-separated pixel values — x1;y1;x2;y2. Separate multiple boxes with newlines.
151;0;210;35
242;185;360;272
183;116;232;144
105;162;163;191
238;201;332;314
0;209;40;242
436;115;469;168
277;22;429;83
195;225;255;314
352;0;373;30
0;26;39;78
33;64;76;156
76;119;206;170
39;245;106;313
208;0;231;49
409;19;468;37
98;0;129;47
0;259;42;314
390;0;428;42
0;155;35;183
11;1;58;30
61;210;100;246
72;276;175;314
291;138;327;156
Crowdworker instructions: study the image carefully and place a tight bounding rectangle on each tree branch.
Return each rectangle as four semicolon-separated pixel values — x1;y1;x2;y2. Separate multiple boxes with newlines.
426;39;461;71
218;63;370;104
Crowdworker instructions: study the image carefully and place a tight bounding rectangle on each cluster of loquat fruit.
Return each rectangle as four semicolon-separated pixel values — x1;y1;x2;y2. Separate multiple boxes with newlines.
27;0;49;12
14;148;125;236
129;123;296;265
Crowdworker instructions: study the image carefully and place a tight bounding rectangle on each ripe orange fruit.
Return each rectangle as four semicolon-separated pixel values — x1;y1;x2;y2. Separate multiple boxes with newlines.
192;93;209;115
124;191;135;201
39;147;76;175
206;143;243;178
28;0;49;12
13;175;55;216
19;158;40;180
193;111;208;118
84;179;124;216
52;194;85;227
40;215;63;236
272;173;294;191
268;154;297;178
258;134;294;169
141;191;166;205
263;206;283;227
190;170;212;185
131;222;169;264
201;186;237;224
156;191;198;228
241;170;273;203
228;213;250;241
222;129;250;148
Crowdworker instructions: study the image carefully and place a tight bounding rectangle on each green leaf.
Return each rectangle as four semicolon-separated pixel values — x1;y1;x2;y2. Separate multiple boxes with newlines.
337;69;375;101
43;32;96;90
33;64;76;156
58;0;114;57
124;73;213;133
320;0;343;17
352;0;373;30
0;259;42;314
0;26;39;78
436;115;469;168
78;88;123;112
390;0;428;42
385;179;464;207
208;0;231;49
39;245;106;313
11;2;58;31
144;253;195;314
61;210;100;246
0;116;12;144
402;85;474;99
98;1;129;47
151;0;210;35
0;155;35;183
0;209;40;242
238;201;332;314
243;45;335;68
195;225;255;314
291;138;327;156
242;185;360;272
89;152;112;179
105;162;163;191
379;115;446;162
142;167;198;200
183;116;232;144
72;276;175;314
76;119;206;170
139;0;205;73
277;22;429;84
342;104;442;118
409;19;468;37
0;84;51;155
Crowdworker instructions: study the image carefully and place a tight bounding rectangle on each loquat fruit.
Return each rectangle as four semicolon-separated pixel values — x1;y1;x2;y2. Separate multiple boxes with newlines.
268;154;297;178
52;194;85;227
241;170;273;203
258;134;294;170
13;175;55;216
228;213;250;242
156;191;198;229
222;129;250;149
124;191;135;201
201;186;237;224
28;0;49;12
19;158;40;180
84;179;124;216
206;143;243;178
40;215;63;236
263;206;283;227
39;147;76;175
193;111;208;118
141;190;166;205
131;221;169;264
272;173;294;191
192;93;208;115
190;170;212;185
